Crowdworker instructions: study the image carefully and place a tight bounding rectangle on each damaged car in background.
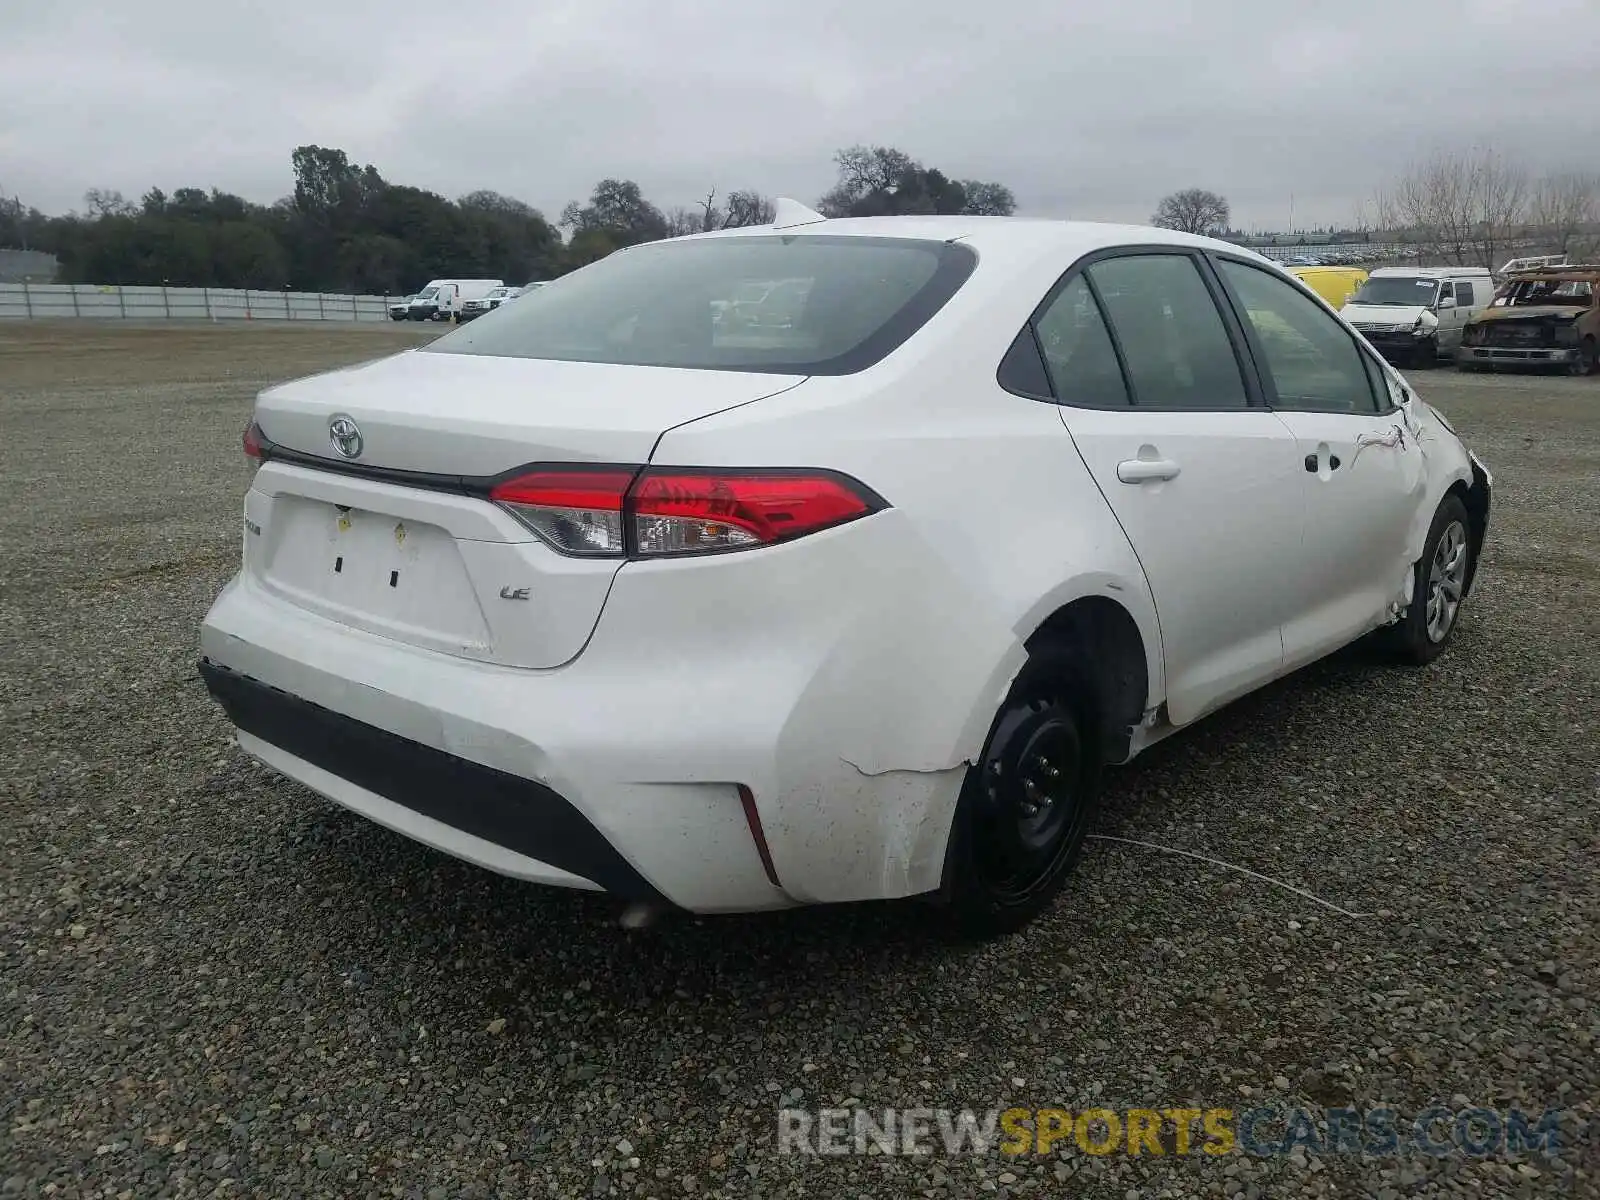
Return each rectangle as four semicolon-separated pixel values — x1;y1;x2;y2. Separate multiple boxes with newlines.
1458;265;1599;375
199;204;1492;937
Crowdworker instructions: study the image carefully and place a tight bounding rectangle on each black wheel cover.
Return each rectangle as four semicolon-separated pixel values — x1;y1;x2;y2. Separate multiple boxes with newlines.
971;692;1091;907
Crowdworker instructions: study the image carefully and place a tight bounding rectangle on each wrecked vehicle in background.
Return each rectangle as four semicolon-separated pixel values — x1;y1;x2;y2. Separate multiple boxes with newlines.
1458;266;1599;375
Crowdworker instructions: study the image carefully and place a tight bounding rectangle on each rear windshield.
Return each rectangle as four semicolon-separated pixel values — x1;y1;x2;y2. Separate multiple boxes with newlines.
423;235;977;375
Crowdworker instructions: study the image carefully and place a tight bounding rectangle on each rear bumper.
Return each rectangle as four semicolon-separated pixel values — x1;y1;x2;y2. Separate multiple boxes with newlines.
198;507;1011;911
199;659;667;903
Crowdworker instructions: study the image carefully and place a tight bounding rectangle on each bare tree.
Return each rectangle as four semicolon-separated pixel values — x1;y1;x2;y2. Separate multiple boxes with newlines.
1371;147;1528;268
1528;171;1600;259
664;188;776;236
83;188;137;219
720;190;775;228
662;206;706;238
1151;189;1230;236
1466;148;1527;270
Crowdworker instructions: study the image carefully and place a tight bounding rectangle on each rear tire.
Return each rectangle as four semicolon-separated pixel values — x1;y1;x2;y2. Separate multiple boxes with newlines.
1382;494;1474;665
938;644;1102;939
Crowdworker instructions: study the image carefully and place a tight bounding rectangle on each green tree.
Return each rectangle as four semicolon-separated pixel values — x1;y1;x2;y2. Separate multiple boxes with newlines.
818;146;1015;218
560;179;669;244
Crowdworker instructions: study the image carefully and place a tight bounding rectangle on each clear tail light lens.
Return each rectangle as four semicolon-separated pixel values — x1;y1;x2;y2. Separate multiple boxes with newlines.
488;468;636;556
488;466;883;558
630;470;876;556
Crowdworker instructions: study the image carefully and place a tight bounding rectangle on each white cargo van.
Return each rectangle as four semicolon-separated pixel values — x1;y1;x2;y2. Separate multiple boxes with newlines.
406;279;504;322
1340;266;1495;367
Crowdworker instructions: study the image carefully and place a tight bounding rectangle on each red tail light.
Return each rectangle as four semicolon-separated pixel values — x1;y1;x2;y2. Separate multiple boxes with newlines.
488;468;635;556
487;466;883;558
630;470;875;555
243;420;265;467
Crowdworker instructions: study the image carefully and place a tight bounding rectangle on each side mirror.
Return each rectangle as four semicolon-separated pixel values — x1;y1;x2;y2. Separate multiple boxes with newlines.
1437;295;1456;310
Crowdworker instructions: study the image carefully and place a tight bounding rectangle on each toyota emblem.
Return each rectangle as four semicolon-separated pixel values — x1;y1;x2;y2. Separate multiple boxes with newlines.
328;414;363;460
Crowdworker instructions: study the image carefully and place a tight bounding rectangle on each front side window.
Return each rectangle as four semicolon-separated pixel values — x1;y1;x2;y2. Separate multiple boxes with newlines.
423;235;977;375
1031;276;1130;408
1086;254;1250;409
1217;259;1379;414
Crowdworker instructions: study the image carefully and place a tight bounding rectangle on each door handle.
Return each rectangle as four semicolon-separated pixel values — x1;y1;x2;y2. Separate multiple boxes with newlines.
1116;458;1182;483
1304;452;1342;472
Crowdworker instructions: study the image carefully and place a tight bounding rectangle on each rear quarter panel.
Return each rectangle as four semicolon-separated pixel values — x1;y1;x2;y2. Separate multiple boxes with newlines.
649;242;1166;785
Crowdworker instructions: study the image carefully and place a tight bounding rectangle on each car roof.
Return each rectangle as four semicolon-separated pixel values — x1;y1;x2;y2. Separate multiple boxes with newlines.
1370;265;1490;277
665;215;1277;267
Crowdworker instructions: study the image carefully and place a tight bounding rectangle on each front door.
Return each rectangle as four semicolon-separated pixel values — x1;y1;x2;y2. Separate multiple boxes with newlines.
1034;251;1306;725
1210;256;1424;667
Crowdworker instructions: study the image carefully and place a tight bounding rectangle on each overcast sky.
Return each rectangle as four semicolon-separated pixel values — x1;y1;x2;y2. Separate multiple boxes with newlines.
3;0;1597;231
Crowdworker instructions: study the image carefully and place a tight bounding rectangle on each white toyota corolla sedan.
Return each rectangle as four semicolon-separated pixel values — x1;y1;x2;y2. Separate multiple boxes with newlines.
200;201;1492;936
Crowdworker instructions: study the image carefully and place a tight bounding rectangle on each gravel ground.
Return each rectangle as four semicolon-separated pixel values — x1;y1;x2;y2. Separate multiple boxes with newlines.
2;323;1596;1199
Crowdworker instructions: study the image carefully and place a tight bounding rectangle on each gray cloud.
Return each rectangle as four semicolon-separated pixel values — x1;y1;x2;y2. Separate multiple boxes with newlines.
3;0;1597;229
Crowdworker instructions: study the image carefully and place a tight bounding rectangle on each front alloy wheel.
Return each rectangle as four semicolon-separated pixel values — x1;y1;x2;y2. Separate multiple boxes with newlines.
1425;519;1469;644
1384;494;1474;665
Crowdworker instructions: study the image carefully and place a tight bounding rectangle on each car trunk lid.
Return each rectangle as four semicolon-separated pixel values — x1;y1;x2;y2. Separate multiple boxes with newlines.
245;350;804;667
254;349;803;476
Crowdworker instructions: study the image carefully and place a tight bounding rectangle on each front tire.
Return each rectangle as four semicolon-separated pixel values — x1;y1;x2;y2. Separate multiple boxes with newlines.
939;644;1102;938
1383;495;1474;665
1570;336;1598;377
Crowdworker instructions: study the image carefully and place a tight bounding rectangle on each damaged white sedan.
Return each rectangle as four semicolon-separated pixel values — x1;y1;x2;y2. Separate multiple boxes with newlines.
199;203;1491;937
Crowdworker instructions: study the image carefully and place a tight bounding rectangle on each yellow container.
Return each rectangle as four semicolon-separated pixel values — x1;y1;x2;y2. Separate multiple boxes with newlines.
1287;266;1369;311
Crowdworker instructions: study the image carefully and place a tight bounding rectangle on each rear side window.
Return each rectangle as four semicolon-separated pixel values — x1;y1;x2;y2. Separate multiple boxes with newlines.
1454;282;1475;306
1086;254;1250;409
1032;276;1130;408
423;235;977;375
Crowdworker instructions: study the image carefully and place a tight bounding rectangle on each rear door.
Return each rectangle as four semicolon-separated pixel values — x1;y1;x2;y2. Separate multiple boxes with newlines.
1210;255;1424;667
1038;249;1305;724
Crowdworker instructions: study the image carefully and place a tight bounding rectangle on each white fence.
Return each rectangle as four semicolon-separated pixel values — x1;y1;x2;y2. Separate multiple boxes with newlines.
0;283;399;323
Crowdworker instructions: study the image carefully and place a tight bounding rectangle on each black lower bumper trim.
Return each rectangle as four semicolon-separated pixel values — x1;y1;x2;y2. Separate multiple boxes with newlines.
198;659;667;904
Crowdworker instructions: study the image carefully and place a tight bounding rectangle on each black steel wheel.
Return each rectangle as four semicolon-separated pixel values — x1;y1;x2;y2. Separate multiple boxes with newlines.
939;643;1102;938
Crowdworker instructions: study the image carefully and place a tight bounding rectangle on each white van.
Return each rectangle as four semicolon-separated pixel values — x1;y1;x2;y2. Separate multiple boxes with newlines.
1341;266;1495;367
406;279;504;322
